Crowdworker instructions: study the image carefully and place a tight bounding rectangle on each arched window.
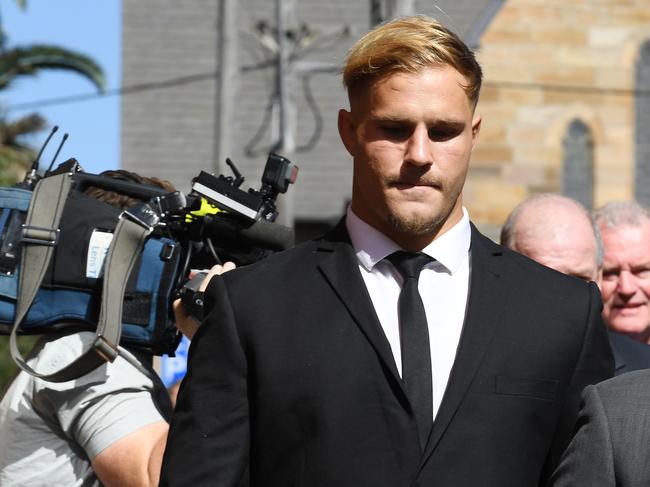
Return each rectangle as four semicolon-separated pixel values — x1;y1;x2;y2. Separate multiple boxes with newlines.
636;40;650;206
562;119;594;209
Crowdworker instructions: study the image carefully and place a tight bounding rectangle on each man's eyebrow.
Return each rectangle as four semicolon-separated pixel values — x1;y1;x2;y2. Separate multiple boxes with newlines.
429;120;466;130
368;114;410;122
602;265;620;272
369;114;466;127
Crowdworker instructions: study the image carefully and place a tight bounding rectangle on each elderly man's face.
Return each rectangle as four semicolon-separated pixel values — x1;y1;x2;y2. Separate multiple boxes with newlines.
338;65;481;250
600;221;650;344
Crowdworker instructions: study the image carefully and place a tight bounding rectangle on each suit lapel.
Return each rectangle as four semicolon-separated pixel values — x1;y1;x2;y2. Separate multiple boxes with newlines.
315;219;407;398
419;225;507;468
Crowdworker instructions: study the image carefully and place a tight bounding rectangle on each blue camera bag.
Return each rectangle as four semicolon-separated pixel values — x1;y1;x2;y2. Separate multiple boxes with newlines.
0;182;182;360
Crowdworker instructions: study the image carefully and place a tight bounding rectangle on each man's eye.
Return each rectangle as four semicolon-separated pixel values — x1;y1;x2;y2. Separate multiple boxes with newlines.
635;268;650;279
428;128;458;141
602;271;619;281
380;125;408;137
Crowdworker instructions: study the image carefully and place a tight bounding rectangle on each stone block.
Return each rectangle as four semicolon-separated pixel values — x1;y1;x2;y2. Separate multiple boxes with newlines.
589;27;630;47
532;28;588;46
472;145;513;166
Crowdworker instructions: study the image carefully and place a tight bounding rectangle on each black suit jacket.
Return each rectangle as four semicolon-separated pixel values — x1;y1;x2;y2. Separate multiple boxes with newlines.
160;222;613;487
608;330;650;375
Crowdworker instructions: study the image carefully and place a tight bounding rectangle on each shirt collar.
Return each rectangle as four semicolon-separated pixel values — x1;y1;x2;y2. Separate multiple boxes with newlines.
346;206;471;274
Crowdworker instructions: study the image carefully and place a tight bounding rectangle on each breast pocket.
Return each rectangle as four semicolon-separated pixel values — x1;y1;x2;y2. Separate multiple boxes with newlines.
495;375;560;401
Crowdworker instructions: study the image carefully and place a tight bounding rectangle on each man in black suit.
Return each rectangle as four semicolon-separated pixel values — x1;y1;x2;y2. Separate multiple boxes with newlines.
160;16;613;487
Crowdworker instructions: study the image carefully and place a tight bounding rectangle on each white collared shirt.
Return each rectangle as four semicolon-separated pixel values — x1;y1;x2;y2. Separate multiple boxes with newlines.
346;206;471;419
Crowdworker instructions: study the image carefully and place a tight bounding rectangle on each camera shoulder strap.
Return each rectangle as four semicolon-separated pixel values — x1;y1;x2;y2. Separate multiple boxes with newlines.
9;174;154;382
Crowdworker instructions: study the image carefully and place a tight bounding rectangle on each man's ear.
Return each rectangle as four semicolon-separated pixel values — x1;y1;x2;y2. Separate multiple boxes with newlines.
338;109;356;156
470;114;482;149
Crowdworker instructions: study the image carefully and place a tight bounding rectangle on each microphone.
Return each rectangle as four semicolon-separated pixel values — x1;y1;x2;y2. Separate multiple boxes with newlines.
202;215;294;251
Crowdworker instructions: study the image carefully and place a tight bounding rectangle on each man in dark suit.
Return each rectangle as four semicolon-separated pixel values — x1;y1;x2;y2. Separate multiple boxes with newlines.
160;16;613;487
551;369;650;486
501;194;650;375
608;330;650;374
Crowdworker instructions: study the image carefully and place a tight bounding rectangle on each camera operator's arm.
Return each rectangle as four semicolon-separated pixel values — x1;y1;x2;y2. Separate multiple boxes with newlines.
91;421;168;487
31;332;173;487
173;262;237;340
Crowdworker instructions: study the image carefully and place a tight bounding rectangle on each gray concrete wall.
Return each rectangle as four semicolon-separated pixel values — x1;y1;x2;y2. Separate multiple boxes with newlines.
121;0;500;223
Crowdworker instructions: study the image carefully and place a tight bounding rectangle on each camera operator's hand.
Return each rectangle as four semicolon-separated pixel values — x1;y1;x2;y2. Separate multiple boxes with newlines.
173;262;237;340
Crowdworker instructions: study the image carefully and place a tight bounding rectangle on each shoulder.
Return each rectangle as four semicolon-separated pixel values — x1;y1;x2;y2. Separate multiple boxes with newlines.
217;226;347;286
470;223;594;295
28;332;94;379
595;369;650;400
581;370;650;451
30;332;159;395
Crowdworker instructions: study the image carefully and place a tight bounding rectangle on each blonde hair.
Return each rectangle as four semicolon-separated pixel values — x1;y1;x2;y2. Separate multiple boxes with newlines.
342;15;482;107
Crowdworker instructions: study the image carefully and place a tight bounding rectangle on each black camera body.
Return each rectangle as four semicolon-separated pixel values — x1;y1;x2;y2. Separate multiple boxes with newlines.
1;126;299;380
1;151;297;356
170;153;298;323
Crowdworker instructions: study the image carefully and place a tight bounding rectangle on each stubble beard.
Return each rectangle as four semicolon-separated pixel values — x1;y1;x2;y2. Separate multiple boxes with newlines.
386;185;461;237
387;211;445;236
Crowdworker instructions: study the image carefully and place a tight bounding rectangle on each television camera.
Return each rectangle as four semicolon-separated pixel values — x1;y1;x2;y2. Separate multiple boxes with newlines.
0;127;298;381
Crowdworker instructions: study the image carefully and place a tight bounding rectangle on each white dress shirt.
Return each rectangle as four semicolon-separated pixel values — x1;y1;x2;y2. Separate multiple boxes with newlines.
346;207;471;419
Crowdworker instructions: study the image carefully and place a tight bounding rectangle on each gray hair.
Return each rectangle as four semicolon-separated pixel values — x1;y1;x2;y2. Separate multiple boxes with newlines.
593;201;650;230
592;217;604;268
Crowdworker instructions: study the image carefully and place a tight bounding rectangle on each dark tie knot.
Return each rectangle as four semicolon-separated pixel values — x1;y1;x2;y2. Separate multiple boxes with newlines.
386;251;434;280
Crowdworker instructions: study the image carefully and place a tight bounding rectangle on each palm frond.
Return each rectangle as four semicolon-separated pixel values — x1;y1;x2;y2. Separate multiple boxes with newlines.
0;45;105;91
0;113;46;178
0;145;31;184
0;113;45;142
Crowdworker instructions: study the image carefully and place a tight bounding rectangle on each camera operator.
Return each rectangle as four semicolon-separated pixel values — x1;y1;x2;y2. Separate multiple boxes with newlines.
0;170;220;487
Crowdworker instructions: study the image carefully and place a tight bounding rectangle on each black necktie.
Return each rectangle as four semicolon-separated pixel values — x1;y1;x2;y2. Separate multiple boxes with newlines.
386;251;434;451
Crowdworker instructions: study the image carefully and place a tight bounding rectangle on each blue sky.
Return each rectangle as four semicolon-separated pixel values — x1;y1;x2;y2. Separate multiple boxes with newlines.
2;0;120;175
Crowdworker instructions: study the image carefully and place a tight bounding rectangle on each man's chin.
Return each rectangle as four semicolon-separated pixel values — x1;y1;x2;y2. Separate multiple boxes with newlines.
387;211;443;236
609;315;650;341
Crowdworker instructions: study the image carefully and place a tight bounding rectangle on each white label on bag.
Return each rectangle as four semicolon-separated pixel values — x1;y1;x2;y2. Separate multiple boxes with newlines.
86;230;114;278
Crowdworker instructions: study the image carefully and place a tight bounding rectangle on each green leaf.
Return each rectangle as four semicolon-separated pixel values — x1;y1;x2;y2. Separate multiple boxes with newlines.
0;44;105;91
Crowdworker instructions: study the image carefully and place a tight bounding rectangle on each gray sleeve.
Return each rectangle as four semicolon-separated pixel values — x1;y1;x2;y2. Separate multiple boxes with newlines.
32;333;167;459
550;384;615;487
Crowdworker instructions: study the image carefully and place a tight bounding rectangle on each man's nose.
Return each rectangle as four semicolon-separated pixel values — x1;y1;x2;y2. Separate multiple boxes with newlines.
405;126;432;166
617;270;637;295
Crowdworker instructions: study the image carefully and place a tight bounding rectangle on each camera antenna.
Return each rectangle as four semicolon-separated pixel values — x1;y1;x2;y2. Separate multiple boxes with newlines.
225;158;245;187
22;125;58;189
45;132;69;176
